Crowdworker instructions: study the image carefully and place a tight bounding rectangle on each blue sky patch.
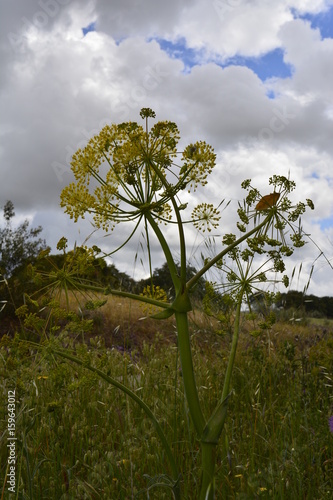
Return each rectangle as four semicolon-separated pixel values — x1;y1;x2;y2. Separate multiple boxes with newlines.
151;37;205;72
292;5;333;39
153;37;293;81
266;89;276;99
82;21;96;37
220;48;293;81
319;216;333;230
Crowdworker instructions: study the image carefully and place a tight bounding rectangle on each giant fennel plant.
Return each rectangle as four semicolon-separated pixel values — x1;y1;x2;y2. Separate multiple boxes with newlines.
52;108;314;498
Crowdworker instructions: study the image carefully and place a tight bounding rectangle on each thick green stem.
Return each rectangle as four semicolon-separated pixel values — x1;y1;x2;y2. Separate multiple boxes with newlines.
175;311;205;436
199;443;216;500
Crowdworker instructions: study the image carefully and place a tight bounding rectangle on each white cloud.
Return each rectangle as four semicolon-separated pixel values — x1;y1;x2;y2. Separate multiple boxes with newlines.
279;19;333;99
1;0;333;295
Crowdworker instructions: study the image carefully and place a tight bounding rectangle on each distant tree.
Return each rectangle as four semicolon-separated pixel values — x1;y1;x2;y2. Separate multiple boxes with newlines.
139;261;206;301
277;290;333;319
101;263;137;291
278;290;303;310
248;291;270;315
0;201;46;277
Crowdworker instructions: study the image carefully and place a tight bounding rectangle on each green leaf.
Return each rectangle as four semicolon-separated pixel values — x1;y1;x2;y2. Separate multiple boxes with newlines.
150;308;174;319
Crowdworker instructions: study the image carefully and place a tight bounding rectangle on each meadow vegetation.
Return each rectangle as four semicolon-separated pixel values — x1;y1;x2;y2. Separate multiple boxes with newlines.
1;293;333;498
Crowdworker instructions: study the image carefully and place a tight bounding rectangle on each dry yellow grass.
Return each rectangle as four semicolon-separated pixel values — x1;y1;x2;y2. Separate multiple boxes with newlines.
56;291;176;350
50;289;333;357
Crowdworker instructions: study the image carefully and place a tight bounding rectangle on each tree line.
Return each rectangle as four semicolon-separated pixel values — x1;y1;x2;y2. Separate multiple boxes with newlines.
277;290;333;319
1;201;332;320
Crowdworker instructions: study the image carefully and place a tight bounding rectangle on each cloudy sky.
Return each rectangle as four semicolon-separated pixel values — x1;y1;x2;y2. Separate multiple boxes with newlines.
1;0;333;295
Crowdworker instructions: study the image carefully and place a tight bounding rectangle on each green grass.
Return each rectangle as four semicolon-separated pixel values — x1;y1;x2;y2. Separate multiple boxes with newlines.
1;300;333;499
306;317;333;328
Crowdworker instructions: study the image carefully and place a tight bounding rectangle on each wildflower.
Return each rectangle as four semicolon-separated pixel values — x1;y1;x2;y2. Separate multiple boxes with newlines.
61;109;218;242
116;459;130;468
181;141;216;191
47;401;62;412
140;285;168;315
329;415;333;433
192;203;220;233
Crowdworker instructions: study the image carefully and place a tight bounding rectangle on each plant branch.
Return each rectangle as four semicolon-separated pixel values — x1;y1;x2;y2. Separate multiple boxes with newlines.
145;211;180;291
71;282;171;309
201;287;244;447
186;214;272;291
53;348;180;488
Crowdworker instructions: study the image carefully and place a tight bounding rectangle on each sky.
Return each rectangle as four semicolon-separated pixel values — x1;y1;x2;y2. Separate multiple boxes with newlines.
1;0;333;296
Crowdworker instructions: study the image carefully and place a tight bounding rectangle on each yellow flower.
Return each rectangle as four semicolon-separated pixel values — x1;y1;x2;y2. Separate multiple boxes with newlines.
140;285;168;315
60;109;217;237
192;203;220;232
181;141;216;192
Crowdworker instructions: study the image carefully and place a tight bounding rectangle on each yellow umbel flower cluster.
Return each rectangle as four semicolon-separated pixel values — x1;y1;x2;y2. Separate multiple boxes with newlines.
60;108;218;234
192;203;220;233
140;284;168;315
181;142;216;192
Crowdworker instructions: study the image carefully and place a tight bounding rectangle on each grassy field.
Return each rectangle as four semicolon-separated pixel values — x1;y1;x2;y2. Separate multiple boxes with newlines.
1;295;333;499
